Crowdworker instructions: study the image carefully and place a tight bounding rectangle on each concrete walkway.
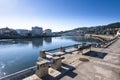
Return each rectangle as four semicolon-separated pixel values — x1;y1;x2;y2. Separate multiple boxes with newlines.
61;39;120;80
23;39;120;80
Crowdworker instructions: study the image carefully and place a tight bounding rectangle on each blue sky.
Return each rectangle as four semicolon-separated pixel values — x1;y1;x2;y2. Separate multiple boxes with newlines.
0;0;120;31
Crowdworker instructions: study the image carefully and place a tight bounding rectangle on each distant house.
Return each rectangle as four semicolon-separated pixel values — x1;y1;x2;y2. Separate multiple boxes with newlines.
44;29;52;36
0;29;3;35
0;27;17;36
16;29;30;36
31;26;43;36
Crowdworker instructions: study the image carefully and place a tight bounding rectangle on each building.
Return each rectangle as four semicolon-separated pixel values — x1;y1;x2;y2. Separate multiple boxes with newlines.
44;29;52;36
0;27;17;36
31;26;43;36
16;29;30;36
0;29;3;35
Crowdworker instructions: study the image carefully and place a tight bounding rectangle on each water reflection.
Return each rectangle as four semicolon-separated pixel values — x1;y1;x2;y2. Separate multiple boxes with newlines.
63;36;100;43
44;37;52;43
15;39;30;45
0;36;100;49
0;38;53;48
31;38;43;48
0;39;30;45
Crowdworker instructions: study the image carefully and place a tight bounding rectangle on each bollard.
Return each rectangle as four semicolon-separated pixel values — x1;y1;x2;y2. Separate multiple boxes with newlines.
36;59;49;78
60;46;65;52
74;44;78;48
51;57;62;70
40;50;46;58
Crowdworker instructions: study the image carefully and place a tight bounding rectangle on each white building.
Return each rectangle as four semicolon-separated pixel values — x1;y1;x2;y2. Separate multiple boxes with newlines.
16;29;30;36
44;29;52;36
0;27;17;36
31;26;43;36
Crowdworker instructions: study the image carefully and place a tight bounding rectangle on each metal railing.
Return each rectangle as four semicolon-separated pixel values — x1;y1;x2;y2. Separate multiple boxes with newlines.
0;66;36;80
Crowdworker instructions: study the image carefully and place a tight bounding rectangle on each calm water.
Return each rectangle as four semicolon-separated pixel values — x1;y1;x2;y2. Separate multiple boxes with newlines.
0;36;99;77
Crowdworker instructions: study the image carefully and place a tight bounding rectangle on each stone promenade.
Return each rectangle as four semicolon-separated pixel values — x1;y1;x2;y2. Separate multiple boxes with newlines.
23;39;120;80
61;39;120;80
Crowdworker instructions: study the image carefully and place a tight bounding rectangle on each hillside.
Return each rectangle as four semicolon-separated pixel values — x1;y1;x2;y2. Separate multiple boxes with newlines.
61;22;120;36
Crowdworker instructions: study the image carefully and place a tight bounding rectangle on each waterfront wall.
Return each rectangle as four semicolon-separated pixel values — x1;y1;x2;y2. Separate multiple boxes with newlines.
0;66;36;80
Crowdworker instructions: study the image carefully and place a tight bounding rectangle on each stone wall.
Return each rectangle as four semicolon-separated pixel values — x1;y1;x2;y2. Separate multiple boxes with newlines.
51;57;62;70
36;59;49;78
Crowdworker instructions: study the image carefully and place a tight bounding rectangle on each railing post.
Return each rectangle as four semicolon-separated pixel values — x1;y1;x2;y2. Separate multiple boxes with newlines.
36;59;49;78
60;46;65;52
74;44;78;48
40;50;46;58
51;57;62;70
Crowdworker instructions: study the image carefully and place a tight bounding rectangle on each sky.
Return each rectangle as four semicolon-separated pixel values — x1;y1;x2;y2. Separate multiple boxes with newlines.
0;0;120;32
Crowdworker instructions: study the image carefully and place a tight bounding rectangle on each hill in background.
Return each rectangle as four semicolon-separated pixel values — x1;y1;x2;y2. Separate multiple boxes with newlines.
59;22;120;36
